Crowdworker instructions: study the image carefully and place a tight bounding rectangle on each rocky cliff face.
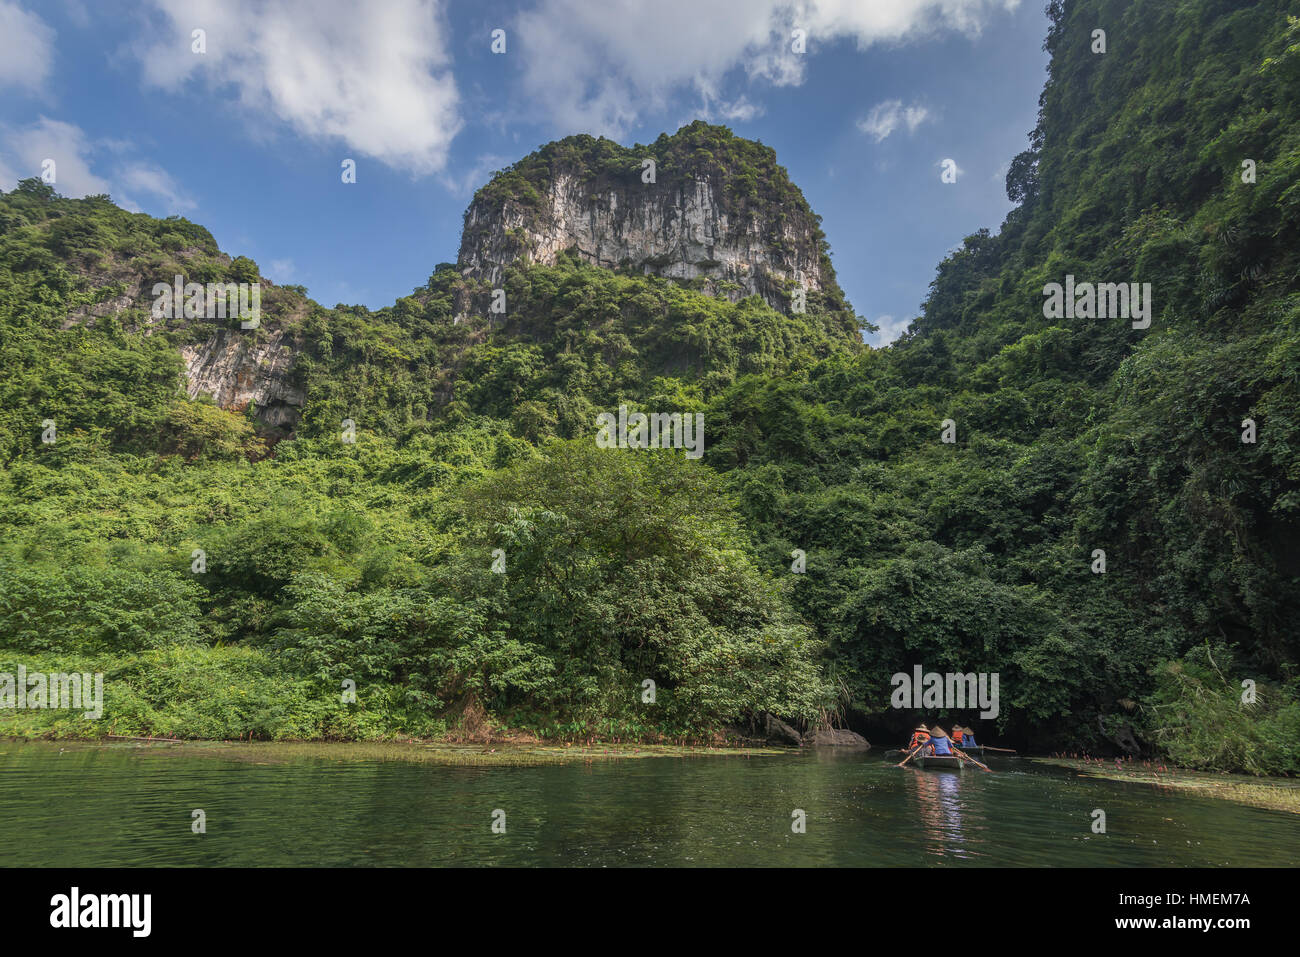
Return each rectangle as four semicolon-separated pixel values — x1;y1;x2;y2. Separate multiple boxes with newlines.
180;327;304;428
457;123;846;314
62;263;307;431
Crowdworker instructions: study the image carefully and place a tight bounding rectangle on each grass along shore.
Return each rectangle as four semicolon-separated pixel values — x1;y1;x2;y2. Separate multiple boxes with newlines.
1037;757;1300;815
1;736;791;767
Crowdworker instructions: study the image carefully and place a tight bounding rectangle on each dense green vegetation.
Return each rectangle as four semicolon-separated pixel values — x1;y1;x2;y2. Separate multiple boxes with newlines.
0;434;824;741
295;250;862;446
0;183;842;741
2;0;1298;772
693;0;1300;766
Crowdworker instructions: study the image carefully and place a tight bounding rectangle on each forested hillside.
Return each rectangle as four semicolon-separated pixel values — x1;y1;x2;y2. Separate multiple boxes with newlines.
0;179;853;744
2;0;1298;772
700;0;1300;767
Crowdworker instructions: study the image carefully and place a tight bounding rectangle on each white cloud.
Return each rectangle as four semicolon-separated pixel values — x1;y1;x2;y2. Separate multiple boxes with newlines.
511;0;1019;135
0;1;55;92
798;0;1020;44
136;0;461;176
0;118;110;197
0;117;195;213
116;162;197;213
871;313;912;346
512;1;778;136
702;92;763;124
857;99;930;142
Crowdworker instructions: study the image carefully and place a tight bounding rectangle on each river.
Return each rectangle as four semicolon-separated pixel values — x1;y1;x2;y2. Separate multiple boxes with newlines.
2;741;1295;866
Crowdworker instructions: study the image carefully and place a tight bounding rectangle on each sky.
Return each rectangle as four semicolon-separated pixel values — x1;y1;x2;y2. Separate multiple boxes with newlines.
0;0;1050;345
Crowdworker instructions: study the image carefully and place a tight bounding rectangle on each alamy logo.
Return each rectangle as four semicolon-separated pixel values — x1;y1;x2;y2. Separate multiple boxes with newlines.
50;887;151;937
596;405;704;459
1042;275;1151;329
0;666;102;719
890;665;999;719
152;274;261;328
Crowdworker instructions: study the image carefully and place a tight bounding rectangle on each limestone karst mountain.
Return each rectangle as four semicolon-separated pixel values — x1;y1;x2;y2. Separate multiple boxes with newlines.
457;121;850;316
16;123;857;438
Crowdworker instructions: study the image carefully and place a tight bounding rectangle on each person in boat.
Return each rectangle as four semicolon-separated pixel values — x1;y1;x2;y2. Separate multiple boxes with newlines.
928;725;954;756
906;723;931;753
951;725;965;747
963;725;978;748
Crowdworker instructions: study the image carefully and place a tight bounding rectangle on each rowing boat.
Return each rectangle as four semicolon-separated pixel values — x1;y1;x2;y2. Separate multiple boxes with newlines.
914;754;964;771
889;745;986;759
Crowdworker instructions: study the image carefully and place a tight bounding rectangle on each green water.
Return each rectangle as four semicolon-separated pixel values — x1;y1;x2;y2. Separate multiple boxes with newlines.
2;741;1296;866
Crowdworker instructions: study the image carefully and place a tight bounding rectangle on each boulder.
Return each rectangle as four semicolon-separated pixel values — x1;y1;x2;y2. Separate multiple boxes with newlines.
802;728;870;749
763;714;803;747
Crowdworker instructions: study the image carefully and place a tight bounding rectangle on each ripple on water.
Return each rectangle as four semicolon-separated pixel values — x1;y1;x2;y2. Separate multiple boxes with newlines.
0;743;1294;866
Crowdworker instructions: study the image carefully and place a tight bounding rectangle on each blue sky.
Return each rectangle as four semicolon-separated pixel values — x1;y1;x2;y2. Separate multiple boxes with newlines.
0;0;1049;345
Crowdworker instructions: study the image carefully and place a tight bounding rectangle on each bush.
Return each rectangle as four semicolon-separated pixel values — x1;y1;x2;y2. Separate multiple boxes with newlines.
1141;645;1300;775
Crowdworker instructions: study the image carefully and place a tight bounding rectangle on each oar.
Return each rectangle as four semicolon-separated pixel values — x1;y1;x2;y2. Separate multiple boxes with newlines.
979;745;1017;753
896;744;924;767
952;746;993;772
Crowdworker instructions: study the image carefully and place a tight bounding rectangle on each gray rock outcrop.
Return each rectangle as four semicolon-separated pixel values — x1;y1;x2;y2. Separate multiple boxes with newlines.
802;729;870;749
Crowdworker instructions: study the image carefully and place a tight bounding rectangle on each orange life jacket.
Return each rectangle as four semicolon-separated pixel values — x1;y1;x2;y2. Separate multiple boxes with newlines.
952;731;964;745
908;731;931;749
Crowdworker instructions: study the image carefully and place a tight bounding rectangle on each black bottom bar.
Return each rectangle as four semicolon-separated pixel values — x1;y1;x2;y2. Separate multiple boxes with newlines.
1;866;1276;943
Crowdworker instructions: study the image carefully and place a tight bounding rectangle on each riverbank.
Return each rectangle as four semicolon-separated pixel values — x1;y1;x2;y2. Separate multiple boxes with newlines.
1038;757;1300;815
1;736;790;767
0;675;780;750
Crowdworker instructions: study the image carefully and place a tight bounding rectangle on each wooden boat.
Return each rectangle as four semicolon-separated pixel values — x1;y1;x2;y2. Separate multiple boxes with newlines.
914;753;964;771
890;745;986;760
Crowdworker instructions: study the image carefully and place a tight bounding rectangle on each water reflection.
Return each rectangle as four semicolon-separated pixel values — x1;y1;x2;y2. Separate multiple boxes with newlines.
906;767;974;859
0;743;1295;867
